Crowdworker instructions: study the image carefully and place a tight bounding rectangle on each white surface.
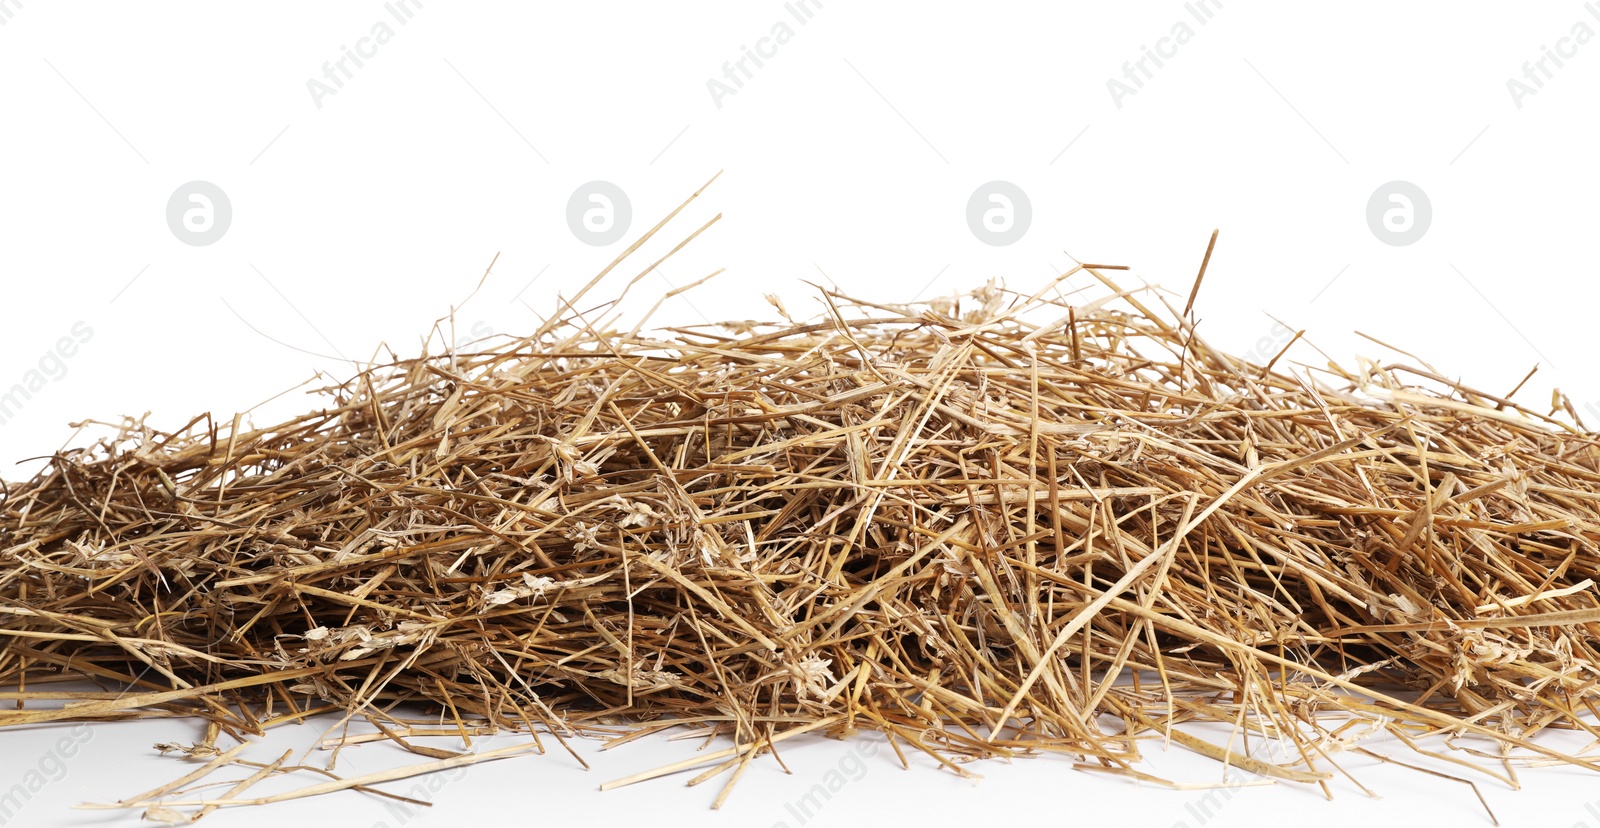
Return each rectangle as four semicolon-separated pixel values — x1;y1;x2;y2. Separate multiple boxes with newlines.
2;2;1599;826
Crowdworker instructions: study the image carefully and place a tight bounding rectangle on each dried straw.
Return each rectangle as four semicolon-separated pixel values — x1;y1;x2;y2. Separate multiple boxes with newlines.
4;192;1600;820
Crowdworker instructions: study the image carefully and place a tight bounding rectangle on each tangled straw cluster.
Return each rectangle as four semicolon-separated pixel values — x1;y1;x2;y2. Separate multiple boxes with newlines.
3;212;1600;818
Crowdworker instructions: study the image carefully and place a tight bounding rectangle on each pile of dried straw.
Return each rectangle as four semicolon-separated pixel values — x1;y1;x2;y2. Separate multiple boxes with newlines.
4;197;1599;820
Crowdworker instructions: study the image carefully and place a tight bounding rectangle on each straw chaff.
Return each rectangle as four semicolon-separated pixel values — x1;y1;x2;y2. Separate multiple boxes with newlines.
4;219;1600;819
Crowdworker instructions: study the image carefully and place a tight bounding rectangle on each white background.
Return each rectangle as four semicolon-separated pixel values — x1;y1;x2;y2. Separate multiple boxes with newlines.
3;2;1599;826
